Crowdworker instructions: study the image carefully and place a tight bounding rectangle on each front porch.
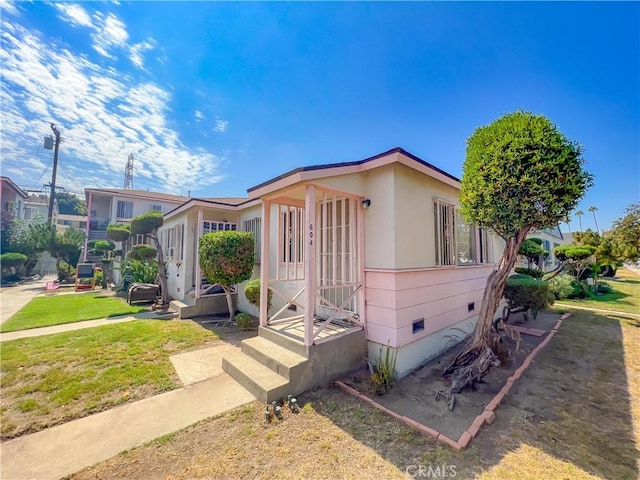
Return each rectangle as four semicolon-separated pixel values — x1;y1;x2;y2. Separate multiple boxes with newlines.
221;182;369;402
259;183;367;347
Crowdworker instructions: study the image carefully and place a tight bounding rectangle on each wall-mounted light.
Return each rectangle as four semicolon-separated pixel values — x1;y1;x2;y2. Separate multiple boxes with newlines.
362;198;371;210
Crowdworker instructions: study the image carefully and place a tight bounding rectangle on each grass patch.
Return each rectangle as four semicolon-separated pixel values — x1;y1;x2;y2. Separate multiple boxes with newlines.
1;320;218;439
1;293;148;332
70;310;639;479
557;267;640;314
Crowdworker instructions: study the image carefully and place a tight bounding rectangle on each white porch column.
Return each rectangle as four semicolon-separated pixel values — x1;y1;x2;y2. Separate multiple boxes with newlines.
357;198;366;326
195;208;203;299
303;185;316;346
83;192;92;262
259;199;271;326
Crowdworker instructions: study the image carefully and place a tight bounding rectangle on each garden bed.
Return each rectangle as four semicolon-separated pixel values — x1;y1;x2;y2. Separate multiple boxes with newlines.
341;310;562;444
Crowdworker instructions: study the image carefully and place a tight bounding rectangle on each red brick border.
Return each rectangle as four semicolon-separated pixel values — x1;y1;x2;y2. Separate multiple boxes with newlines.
335;313;569;450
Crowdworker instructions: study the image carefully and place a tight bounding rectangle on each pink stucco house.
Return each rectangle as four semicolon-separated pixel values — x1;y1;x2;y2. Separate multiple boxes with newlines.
162;147;504;401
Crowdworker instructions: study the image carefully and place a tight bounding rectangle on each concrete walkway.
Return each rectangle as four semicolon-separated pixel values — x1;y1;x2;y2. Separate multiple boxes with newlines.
1;340;255;480
0;275;58;325
0;310;176;342
554;303;640;317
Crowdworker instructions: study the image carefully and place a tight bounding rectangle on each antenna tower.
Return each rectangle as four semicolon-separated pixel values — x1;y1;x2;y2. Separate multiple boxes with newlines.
124;153;134;189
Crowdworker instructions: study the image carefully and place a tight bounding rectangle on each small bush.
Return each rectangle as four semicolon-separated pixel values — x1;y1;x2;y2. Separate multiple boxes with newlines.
514;267;543;278
570;279;589;298
127;244;157;262
94;268;104;287
597;281;612;294
504;274;551;318
0;252;28;268
548;273;575;300
369;341;397;395
244;278;272;311
235;312;253;330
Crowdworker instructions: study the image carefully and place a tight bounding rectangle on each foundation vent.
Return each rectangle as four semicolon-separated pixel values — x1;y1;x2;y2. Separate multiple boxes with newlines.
412;318;425;334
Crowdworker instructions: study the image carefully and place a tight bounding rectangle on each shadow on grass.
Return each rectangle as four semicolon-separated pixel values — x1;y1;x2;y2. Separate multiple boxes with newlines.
312;311;639;479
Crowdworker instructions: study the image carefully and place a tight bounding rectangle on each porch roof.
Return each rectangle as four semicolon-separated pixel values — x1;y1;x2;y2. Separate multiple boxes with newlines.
247;147;460;199
163;197;260;220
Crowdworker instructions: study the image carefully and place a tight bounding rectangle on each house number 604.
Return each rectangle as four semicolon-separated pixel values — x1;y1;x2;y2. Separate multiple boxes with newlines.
309;224;313;245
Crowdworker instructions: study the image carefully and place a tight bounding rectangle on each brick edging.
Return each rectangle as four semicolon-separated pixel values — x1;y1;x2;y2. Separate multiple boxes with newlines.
335;312;570;450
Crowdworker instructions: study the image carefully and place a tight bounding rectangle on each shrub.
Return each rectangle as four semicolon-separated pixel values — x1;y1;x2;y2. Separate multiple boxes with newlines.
106;223;131;243
94;268;104;287
127;244;157;262
514;267;543;278
369;341;397;395
504;274;551;319
597;281;612;294
547;273;575;300
119;259;159;285
0;252;28;268
235;312;253;330
244;278;272;312
570;279;590;298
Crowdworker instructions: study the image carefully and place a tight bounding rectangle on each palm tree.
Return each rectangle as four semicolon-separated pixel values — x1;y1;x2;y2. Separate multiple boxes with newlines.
565;214;572;234
575;210;584;232
588;206;599;233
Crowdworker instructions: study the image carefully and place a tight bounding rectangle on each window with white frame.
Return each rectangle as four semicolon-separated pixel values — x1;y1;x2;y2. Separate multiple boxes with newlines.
23;207;39;220
242;217;262;263
151;204;163;212
280;207;304;263
116;200;133;219
202;221;237;234
163;224;184;261
434;199;491;266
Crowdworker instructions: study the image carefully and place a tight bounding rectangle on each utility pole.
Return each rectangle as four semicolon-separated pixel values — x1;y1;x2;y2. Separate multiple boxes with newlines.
47;124;61;225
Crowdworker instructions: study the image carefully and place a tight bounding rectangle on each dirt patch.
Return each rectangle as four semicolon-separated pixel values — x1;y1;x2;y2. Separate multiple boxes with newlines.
343;310;561;441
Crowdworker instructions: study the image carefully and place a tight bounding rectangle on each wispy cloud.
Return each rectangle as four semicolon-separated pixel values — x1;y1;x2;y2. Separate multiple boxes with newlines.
0;0;21;16
195;110;204;121
0;19;224;195
53;3;155;70
215;119;229;133
54;3;93;28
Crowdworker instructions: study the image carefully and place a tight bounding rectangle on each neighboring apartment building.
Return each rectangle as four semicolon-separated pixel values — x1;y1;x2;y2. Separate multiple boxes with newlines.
1;176;28;220
83;188;192;282
56;213;88;233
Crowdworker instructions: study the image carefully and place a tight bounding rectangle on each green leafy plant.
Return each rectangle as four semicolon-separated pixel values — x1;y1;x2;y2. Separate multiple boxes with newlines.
131;211;168;305
518;238;547;269
0;252;28;268
235;312;253;330
106;223;131;243
244;278;272;312
514;267;544;278
199;231;254;322
547;273;575;300
127;244;157;262
369;341;398;395
503;274;552;321
118;259;159;285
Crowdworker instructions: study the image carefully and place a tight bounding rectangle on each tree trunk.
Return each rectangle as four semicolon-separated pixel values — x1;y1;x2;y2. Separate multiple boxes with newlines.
222;285;235;323
446;227;531;379
151;233;169;306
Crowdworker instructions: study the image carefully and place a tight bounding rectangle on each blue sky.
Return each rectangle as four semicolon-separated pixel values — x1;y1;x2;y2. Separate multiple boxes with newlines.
1;1;638;232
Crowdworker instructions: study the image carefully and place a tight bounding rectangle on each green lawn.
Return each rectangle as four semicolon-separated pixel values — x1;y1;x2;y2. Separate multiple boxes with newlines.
72;309;640;480
1;320;219;439
556;267;640;314
0;293;148;333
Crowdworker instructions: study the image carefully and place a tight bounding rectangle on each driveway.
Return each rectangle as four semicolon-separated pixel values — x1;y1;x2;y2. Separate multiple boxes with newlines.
0;275;57;325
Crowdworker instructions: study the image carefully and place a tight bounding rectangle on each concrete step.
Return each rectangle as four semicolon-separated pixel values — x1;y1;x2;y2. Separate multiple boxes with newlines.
241;336;308;379
258;325;308;357
222;350;290;403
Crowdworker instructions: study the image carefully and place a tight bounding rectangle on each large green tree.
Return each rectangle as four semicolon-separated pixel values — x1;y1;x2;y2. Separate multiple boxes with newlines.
611;203;640;261
130;211;168;305
199;231;254;323
55;192;87;215
446;110;593;390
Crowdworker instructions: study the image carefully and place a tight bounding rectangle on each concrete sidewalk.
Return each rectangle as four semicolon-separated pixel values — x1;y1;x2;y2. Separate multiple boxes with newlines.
0;310;176;342
1;342;255;480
